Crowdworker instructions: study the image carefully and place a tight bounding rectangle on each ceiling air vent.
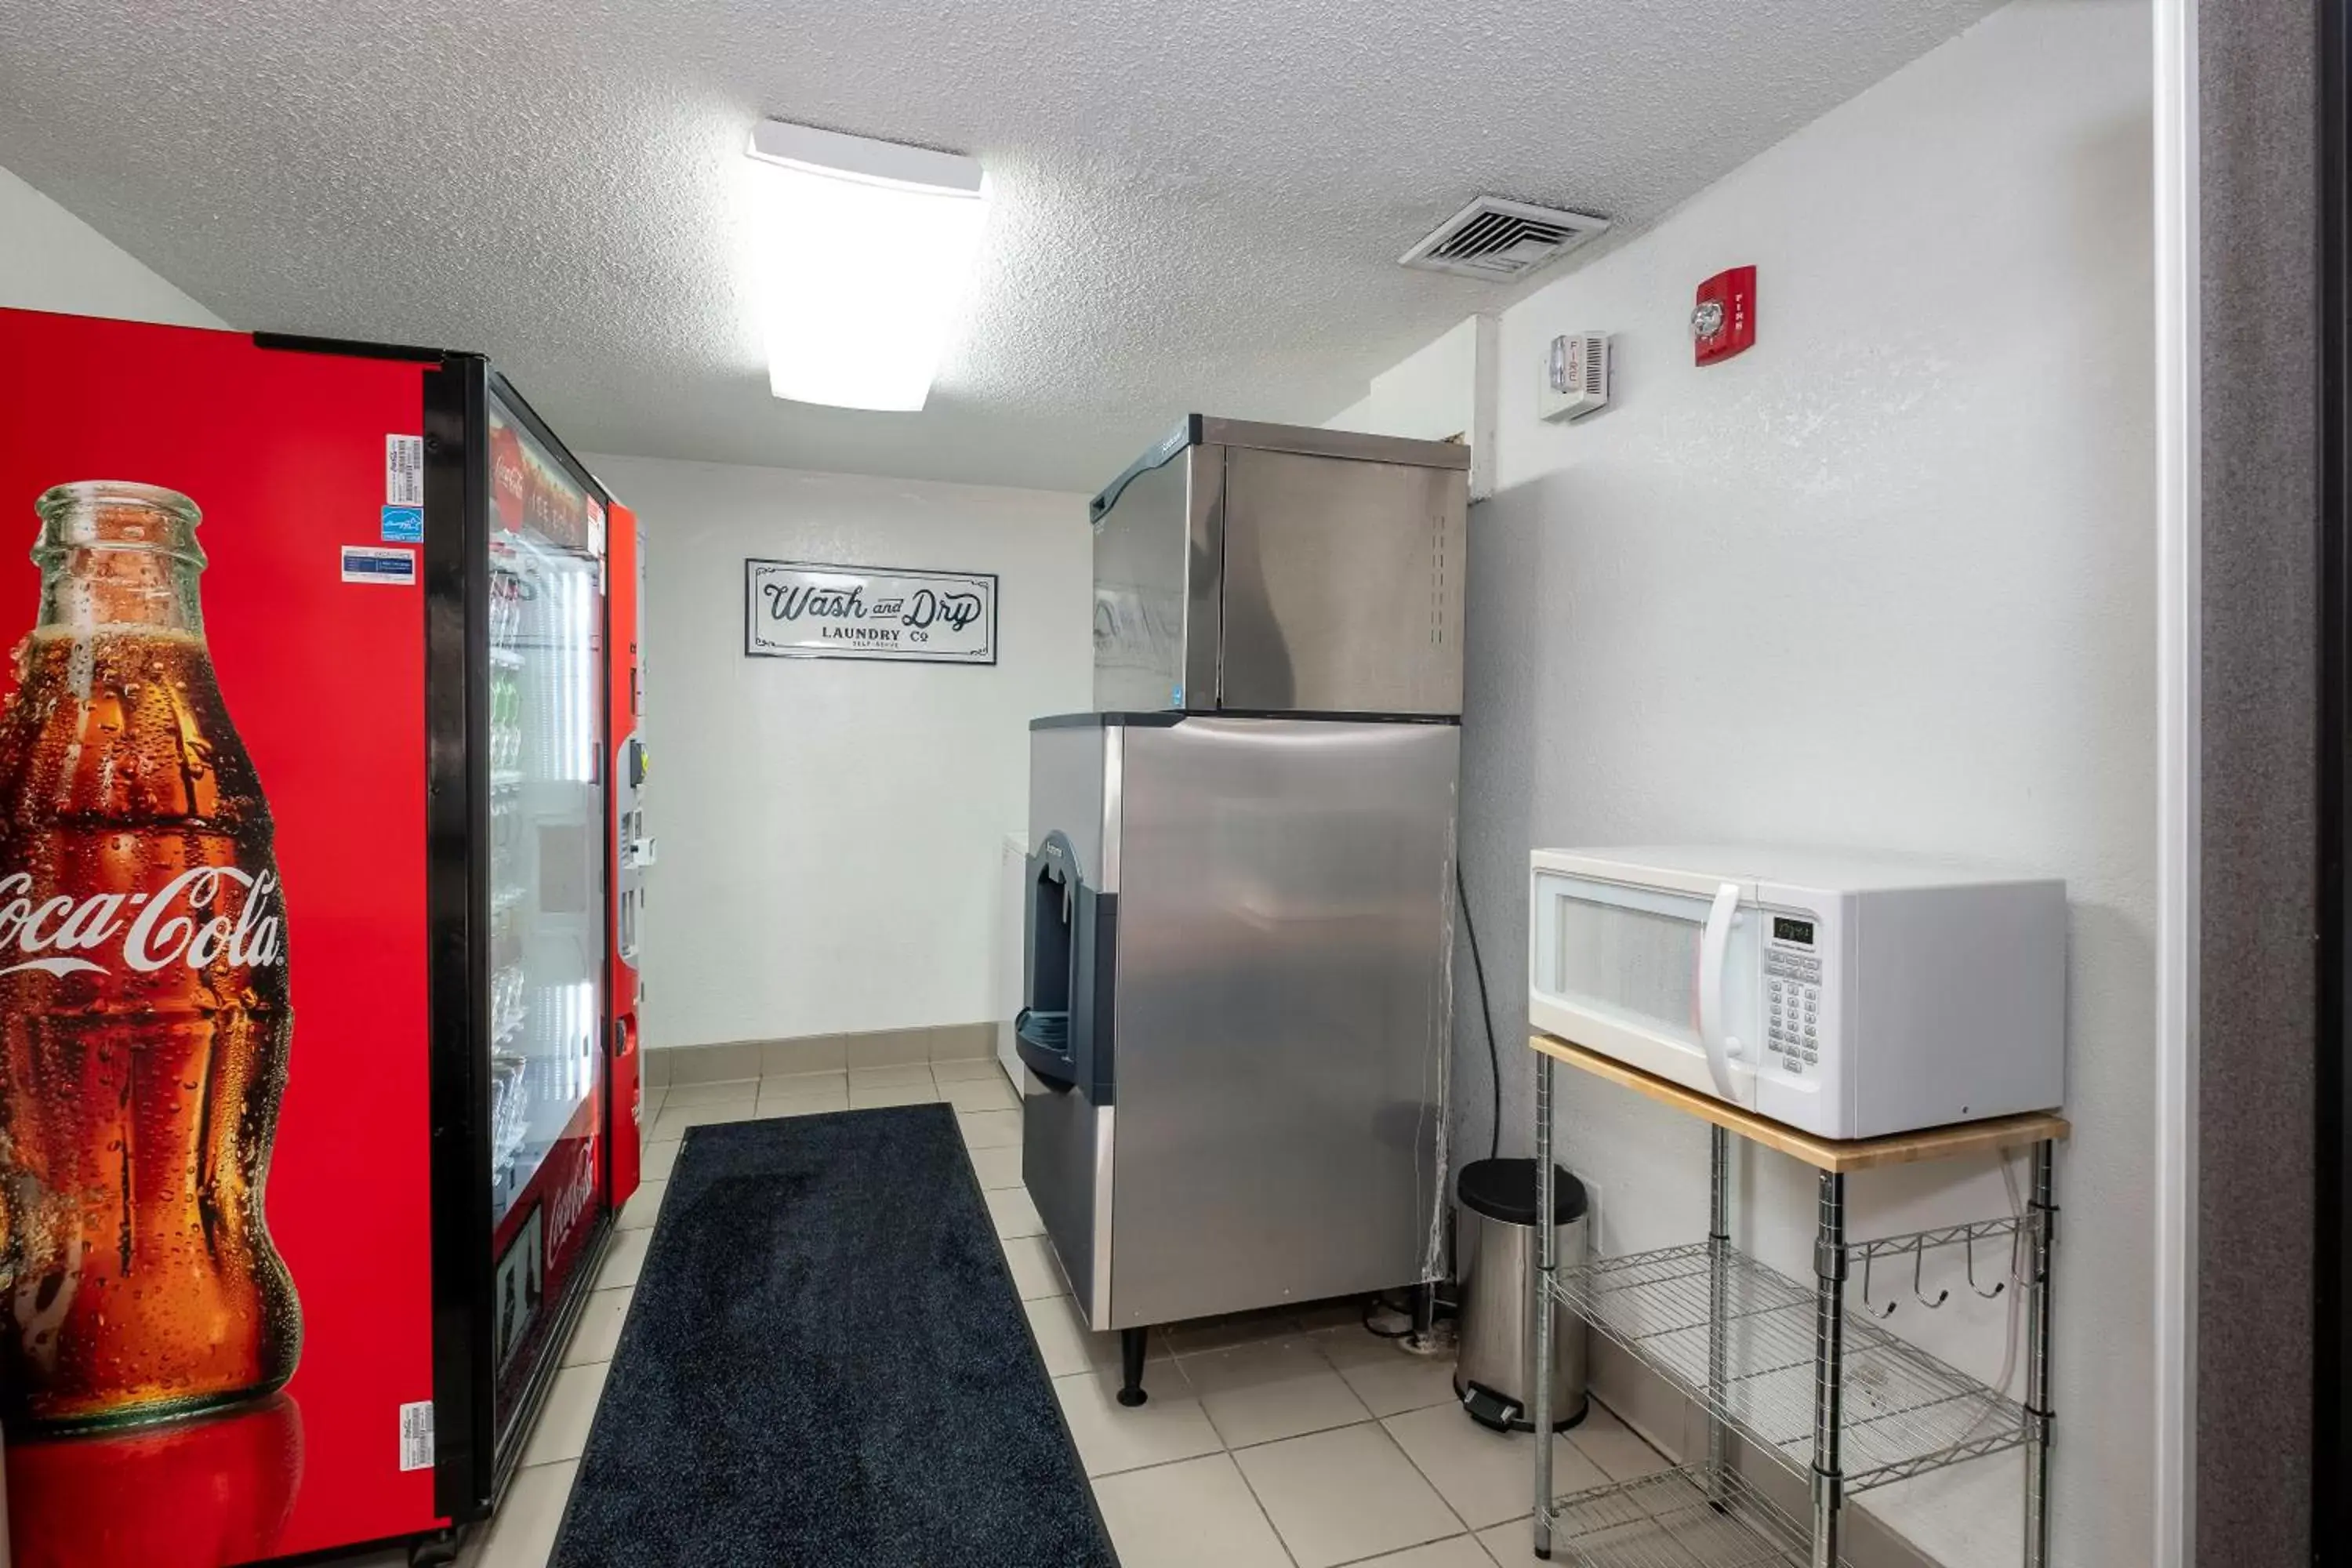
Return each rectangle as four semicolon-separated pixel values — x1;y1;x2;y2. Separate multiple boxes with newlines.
1399;196;1610;281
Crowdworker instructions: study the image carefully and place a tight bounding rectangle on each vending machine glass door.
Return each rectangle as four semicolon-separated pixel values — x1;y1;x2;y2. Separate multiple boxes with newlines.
481;383;608;1442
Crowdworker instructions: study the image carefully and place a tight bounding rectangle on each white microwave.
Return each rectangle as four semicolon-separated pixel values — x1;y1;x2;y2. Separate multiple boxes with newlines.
1527;846;2065;1141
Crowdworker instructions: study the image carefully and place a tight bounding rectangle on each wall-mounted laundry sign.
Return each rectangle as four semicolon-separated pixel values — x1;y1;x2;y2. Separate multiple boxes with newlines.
744;558;998;665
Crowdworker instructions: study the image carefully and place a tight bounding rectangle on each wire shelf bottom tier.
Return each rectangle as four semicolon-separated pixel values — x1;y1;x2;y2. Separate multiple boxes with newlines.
1551;1240;2027;1489
1543;1466;1830;1568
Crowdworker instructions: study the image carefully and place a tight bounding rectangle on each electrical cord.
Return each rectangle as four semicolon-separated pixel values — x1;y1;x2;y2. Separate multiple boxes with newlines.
1951;1149;2029;1448
1994;1150;2026;1399
1455;856;1502;1162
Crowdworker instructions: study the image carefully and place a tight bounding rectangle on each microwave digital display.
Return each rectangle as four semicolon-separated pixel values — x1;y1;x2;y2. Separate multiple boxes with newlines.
1772;916;1816;946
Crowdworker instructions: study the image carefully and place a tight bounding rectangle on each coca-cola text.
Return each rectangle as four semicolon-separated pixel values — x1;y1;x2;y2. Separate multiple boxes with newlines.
0;867;283;977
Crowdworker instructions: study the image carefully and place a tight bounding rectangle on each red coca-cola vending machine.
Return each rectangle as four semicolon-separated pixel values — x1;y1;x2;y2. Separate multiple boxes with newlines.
0;307;644;1566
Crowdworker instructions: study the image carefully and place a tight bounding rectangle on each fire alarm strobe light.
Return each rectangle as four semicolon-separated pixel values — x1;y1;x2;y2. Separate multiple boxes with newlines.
1539;333;1612;421
1692;265;1757;365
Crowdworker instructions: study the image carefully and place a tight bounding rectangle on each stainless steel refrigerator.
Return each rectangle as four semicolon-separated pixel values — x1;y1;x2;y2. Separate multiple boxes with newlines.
1019;418;1468;1405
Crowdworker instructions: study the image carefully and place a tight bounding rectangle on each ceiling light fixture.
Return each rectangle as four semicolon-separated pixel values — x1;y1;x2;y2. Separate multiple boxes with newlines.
744;120;989;412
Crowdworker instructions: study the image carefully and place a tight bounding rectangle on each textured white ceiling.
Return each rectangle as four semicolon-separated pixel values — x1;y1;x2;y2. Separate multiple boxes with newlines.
0;0;2001;493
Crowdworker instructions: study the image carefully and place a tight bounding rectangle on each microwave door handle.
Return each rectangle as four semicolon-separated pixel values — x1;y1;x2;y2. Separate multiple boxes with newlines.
1697;881;1744;1100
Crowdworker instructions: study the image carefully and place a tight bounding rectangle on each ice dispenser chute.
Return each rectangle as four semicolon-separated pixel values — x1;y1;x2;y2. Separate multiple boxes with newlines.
1017;829;1116;1102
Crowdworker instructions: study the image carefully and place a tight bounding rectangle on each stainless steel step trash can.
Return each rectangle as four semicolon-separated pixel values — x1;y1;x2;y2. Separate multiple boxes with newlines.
1453;1158;1588;1432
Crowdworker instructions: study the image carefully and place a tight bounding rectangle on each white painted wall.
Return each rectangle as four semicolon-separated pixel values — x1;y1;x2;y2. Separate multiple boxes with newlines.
0;162;225;328
586;454;1092;1050
1325;314;1483;438
1324;314;1500;498
1446;2;2154;1563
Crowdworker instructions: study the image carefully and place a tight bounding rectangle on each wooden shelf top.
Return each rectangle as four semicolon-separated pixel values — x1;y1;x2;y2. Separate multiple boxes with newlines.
1527;1032;2069;1173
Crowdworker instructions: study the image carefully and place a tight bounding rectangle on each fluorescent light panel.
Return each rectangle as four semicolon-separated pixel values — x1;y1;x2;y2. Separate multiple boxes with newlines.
745;120;989;412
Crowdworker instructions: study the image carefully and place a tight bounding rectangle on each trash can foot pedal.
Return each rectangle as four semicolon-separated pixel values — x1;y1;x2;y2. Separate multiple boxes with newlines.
1460;1381;1525;1432
1457;1379;1591;1433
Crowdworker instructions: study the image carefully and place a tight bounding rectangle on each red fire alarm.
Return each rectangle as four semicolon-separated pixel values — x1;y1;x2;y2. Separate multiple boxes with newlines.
1692;265;1757;365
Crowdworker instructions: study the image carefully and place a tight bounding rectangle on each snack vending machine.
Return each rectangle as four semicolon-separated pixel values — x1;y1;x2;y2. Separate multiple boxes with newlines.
0;308;640;1566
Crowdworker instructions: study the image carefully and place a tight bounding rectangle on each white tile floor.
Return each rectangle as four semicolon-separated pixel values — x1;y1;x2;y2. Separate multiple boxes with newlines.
328;1060;1667;1568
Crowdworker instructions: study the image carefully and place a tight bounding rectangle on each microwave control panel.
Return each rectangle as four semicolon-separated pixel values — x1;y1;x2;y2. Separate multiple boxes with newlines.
1763;914;1823;1074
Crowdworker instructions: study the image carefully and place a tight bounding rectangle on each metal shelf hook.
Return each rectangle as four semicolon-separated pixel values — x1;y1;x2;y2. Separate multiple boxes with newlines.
1911;1235;1948;1309
1966;1225;2006;1300
1861;1247;1898;1319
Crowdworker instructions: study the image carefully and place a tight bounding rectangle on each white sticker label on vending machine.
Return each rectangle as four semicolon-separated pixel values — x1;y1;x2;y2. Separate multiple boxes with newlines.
341;545;418;586
387;434;425;506
399;1399;435;1471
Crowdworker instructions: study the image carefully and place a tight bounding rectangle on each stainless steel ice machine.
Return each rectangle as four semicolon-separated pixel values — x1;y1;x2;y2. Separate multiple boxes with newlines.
1018;714;1458;1343
1089;416;1469;717
1025;416;1470;1406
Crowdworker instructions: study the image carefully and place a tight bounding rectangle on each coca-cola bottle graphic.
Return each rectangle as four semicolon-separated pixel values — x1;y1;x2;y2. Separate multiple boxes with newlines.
0;481;299;1431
